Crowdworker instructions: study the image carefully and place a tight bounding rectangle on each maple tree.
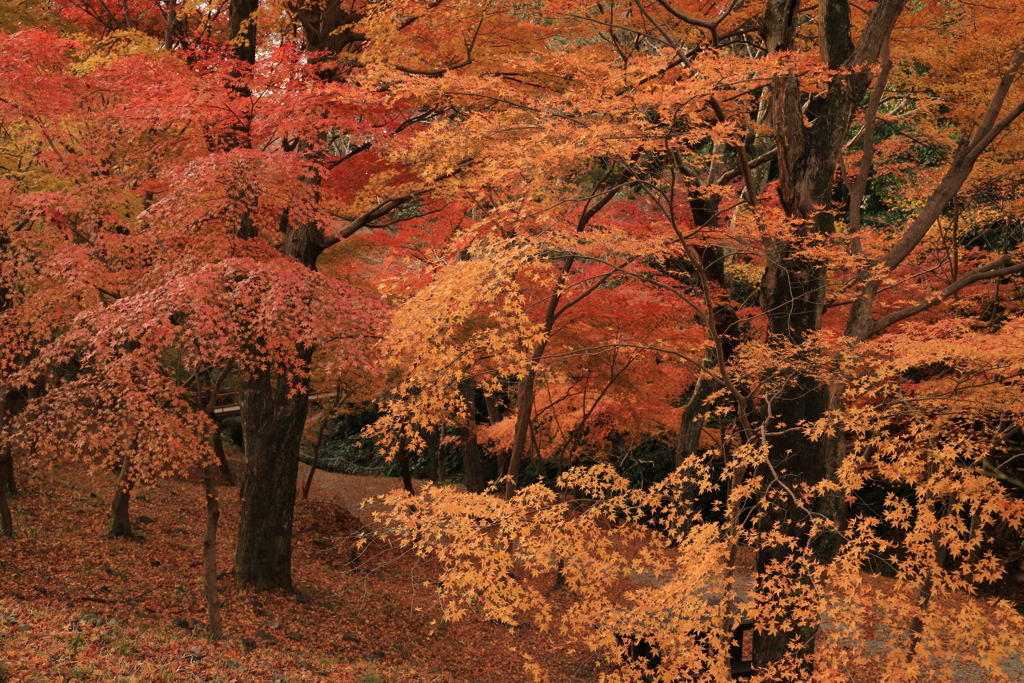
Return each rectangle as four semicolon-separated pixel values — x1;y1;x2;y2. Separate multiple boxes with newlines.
4;0;1024;680
358;0;1024;679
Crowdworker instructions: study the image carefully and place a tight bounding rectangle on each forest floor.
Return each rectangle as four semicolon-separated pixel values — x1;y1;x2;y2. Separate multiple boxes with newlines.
1;458;1022;683
0;460;604;683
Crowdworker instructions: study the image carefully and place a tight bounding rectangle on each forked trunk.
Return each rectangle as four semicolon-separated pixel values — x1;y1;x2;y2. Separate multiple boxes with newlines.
107;454;134;539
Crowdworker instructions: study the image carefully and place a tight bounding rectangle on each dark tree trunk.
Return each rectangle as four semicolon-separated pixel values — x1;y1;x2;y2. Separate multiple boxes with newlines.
458;379;486;493
427;428;443;483
0;391;17;495
228;0;258;63
0;450;12;538
301;411;332;500
234;208;331;589
751;0;907;675
484;394;502;426
211;431;234;486
233;351;312;591
107;454;134;539
203;463;224;639
3;451;14;496
301;443;320;501
294;0;365;57
397;440;416;496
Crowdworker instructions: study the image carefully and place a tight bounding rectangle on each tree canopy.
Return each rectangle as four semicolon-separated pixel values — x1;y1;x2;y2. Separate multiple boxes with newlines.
3;0;1024;680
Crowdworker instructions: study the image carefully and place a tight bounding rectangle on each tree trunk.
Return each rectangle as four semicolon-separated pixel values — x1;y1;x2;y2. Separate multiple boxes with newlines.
398;440;416;496
234;205;330;589
458;379;486;493
0;450;12;538
203;463;224;639
107;454;134;539
211;430;234;485
3;451;14;496
301;416;329;500
301;443;320;501
427;428;443;483
228;0;258;63
233;351;312;590
751;1;906;675
0;391;17;495
483;394;502;425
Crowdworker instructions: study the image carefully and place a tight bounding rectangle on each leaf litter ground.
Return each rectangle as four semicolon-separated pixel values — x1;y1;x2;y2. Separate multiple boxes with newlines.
1;460;1021;682
0;461;604;683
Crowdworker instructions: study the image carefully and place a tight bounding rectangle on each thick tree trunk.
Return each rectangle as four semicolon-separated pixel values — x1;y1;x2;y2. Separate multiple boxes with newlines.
107;454;134;539
234;211;329;589
228;0;258;63
233;350;313;590
203;463;224;639
752;1;906;676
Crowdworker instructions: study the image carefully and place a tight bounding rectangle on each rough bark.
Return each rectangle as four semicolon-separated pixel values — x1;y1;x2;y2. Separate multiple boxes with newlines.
203;463;224;639
107;454;134;539
234;209;330;588
228;0;258;63
233;351;312;590
752;0;908;674
294;0;365;57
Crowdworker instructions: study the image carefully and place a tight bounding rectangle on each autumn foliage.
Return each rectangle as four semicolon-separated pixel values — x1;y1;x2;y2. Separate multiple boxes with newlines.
4;0;1024;681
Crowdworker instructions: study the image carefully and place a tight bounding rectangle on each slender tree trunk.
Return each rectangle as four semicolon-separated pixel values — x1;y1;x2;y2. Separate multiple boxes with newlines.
301;443;320;501
301;413;331;500
163;0;178;50
426;428;443;483
397;440;416;496
3;452;14;496
107;454;134;539
203;463;224;639
0;450;13;538
458;379;486;493
211;431;234;485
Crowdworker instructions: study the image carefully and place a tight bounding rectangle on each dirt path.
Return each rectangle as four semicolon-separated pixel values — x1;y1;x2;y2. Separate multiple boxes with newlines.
296;463;424;526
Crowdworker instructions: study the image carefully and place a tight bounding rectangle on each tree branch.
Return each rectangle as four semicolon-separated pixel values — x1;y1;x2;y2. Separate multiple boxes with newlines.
869;256;1024;336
